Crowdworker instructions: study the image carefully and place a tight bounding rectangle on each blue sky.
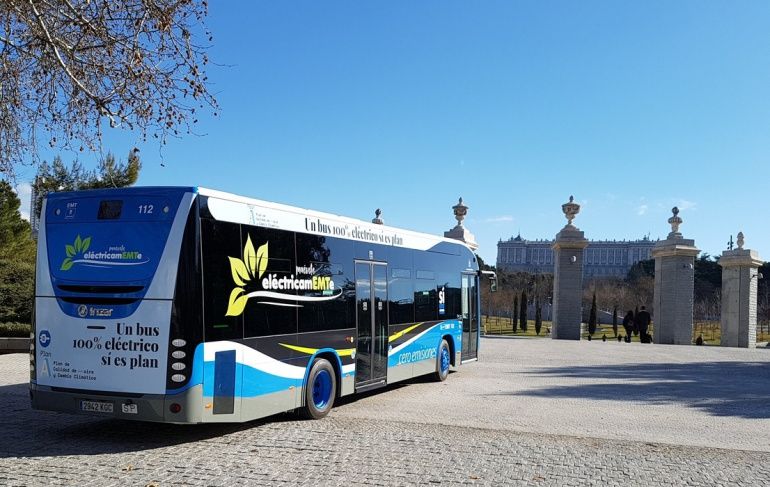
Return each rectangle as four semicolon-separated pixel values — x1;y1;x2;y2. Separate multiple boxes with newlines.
13;1;770;265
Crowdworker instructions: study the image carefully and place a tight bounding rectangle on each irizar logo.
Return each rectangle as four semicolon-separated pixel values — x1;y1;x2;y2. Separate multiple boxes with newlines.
60;234;147;270
78;305;113;318
225;235;342;317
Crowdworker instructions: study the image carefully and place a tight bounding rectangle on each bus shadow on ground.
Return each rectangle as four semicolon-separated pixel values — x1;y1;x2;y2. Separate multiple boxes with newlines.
0;382;305;459
334;372;448;408
0;373;446;459
508;361;770;419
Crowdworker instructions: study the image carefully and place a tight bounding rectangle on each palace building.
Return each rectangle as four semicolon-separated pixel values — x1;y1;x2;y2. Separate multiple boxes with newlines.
497;234;656;278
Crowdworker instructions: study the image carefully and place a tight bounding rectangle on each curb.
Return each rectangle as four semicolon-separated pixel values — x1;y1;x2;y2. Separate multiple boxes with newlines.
0;337;29;353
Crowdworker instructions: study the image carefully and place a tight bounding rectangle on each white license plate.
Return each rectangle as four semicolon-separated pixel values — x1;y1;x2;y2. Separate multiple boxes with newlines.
121;403;138;414
80;400;114;413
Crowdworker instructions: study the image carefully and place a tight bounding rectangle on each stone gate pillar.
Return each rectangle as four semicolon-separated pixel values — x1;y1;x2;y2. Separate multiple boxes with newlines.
551;196;588;340
719;232;763;348
652;207;699;345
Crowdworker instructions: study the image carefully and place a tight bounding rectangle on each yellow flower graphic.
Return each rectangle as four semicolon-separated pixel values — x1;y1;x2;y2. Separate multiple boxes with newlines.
225;235;268;316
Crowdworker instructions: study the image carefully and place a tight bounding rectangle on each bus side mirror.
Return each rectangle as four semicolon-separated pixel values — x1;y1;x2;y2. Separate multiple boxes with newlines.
479;270;498;293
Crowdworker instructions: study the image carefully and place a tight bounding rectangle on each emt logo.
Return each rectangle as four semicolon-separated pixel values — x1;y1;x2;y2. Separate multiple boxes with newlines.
225;235;341;317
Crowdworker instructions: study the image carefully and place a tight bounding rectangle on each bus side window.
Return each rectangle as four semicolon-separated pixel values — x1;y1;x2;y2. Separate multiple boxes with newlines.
296;235;355;333
389;268;414;325
437;266;461;318
414;270;437;322
201;218;244;341
243;228;297;338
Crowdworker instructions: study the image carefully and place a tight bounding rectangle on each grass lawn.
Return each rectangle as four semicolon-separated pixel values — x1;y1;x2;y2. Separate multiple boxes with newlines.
482;316;551;338
482;316;770;345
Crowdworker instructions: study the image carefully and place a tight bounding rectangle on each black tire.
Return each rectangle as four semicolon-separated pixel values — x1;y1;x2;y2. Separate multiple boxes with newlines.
434;339;450;382
300;358;336;420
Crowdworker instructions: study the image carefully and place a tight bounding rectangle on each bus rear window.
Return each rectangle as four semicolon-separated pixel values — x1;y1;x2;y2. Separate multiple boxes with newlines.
97;200;123;220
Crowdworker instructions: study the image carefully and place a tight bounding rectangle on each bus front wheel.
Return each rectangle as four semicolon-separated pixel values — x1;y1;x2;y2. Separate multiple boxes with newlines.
301;358;337;419
434;339;450;382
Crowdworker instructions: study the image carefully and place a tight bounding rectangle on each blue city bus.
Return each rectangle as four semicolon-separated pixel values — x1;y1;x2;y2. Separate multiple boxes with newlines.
30;187;488;422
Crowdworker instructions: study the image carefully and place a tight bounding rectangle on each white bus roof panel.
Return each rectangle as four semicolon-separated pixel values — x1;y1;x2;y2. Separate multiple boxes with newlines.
198;187;470;253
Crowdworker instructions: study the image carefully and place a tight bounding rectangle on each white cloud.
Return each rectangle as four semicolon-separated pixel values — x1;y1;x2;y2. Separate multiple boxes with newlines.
13;182;32;221
484;215;514;223
637;204;648;216
677;199;697;211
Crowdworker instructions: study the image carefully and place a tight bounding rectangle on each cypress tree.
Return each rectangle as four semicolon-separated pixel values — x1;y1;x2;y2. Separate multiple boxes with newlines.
535;297;542;336
588;293;597;336
612;306;618;337
520;290;528;332
512;295;518;334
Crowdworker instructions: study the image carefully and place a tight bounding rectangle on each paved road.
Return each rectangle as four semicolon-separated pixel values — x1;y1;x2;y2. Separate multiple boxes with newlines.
2;338;770;486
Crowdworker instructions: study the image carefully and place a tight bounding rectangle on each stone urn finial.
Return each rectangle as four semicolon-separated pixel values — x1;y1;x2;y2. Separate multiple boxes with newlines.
737;231;744;250
372;208;384;225
445;197;477;250
668;206;683;238
452;197;468;227
561;195;580;227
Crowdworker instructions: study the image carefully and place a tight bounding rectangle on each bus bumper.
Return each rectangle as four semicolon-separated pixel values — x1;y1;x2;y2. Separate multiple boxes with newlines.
30;383;204;424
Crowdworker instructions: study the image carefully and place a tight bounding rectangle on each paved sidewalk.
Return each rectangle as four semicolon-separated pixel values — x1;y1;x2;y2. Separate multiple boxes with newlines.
334;336;770;452
2;338;770;486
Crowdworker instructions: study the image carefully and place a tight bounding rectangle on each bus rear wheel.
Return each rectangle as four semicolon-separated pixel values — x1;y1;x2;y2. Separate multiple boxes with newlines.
434;339;450;382
301;358;336;419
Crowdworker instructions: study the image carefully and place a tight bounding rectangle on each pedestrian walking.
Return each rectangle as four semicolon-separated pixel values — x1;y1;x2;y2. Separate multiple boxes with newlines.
622;310;634;338
636;306;652;343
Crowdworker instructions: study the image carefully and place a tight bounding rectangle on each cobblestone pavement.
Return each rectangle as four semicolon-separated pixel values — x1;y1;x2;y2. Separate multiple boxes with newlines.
2;338;770;486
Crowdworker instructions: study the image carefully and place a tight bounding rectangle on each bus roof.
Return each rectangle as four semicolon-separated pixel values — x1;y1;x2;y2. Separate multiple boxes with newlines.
198;187;474;254
45;186;476;254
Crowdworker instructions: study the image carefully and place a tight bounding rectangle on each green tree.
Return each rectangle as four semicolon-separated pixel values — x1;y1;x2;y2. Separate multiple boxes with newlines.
0;181;35;261
519;290;528;332
693;254;722;320
512;295;518;334
0;181;36;324
612;305;618;337
627;258;655;281
588;293;597;336
476;253;495;271
535;296;542;336
0;259;35;323
34;150;141;219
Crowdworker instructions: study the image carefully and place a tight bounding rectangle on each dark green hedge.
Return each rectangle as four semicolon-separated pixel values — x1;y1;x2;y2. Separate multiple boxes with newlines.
0;322;31;337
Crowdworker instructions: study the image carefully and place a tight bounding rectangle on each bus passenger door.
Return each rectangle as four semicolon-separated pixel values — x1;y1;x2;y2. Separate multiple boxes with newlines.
461;273;479;362
355;261;388;390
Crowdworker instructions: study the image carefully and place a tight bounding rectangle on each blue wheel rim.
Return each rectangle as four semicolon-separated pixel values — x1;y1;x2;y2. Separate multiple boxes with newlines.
312;369;332;409
440;346;450;373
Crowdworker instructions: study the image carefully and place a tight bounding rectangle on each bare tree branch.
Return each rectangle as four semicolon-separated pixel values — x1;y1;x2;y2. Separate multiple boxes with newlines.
0;0;218;179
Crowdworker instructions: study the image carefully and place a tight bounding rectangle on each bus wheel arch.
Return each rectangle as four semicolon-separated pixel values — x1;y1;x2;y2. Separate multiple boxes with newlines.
434;338;451;382
300;352;340;420
443;334;456;367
